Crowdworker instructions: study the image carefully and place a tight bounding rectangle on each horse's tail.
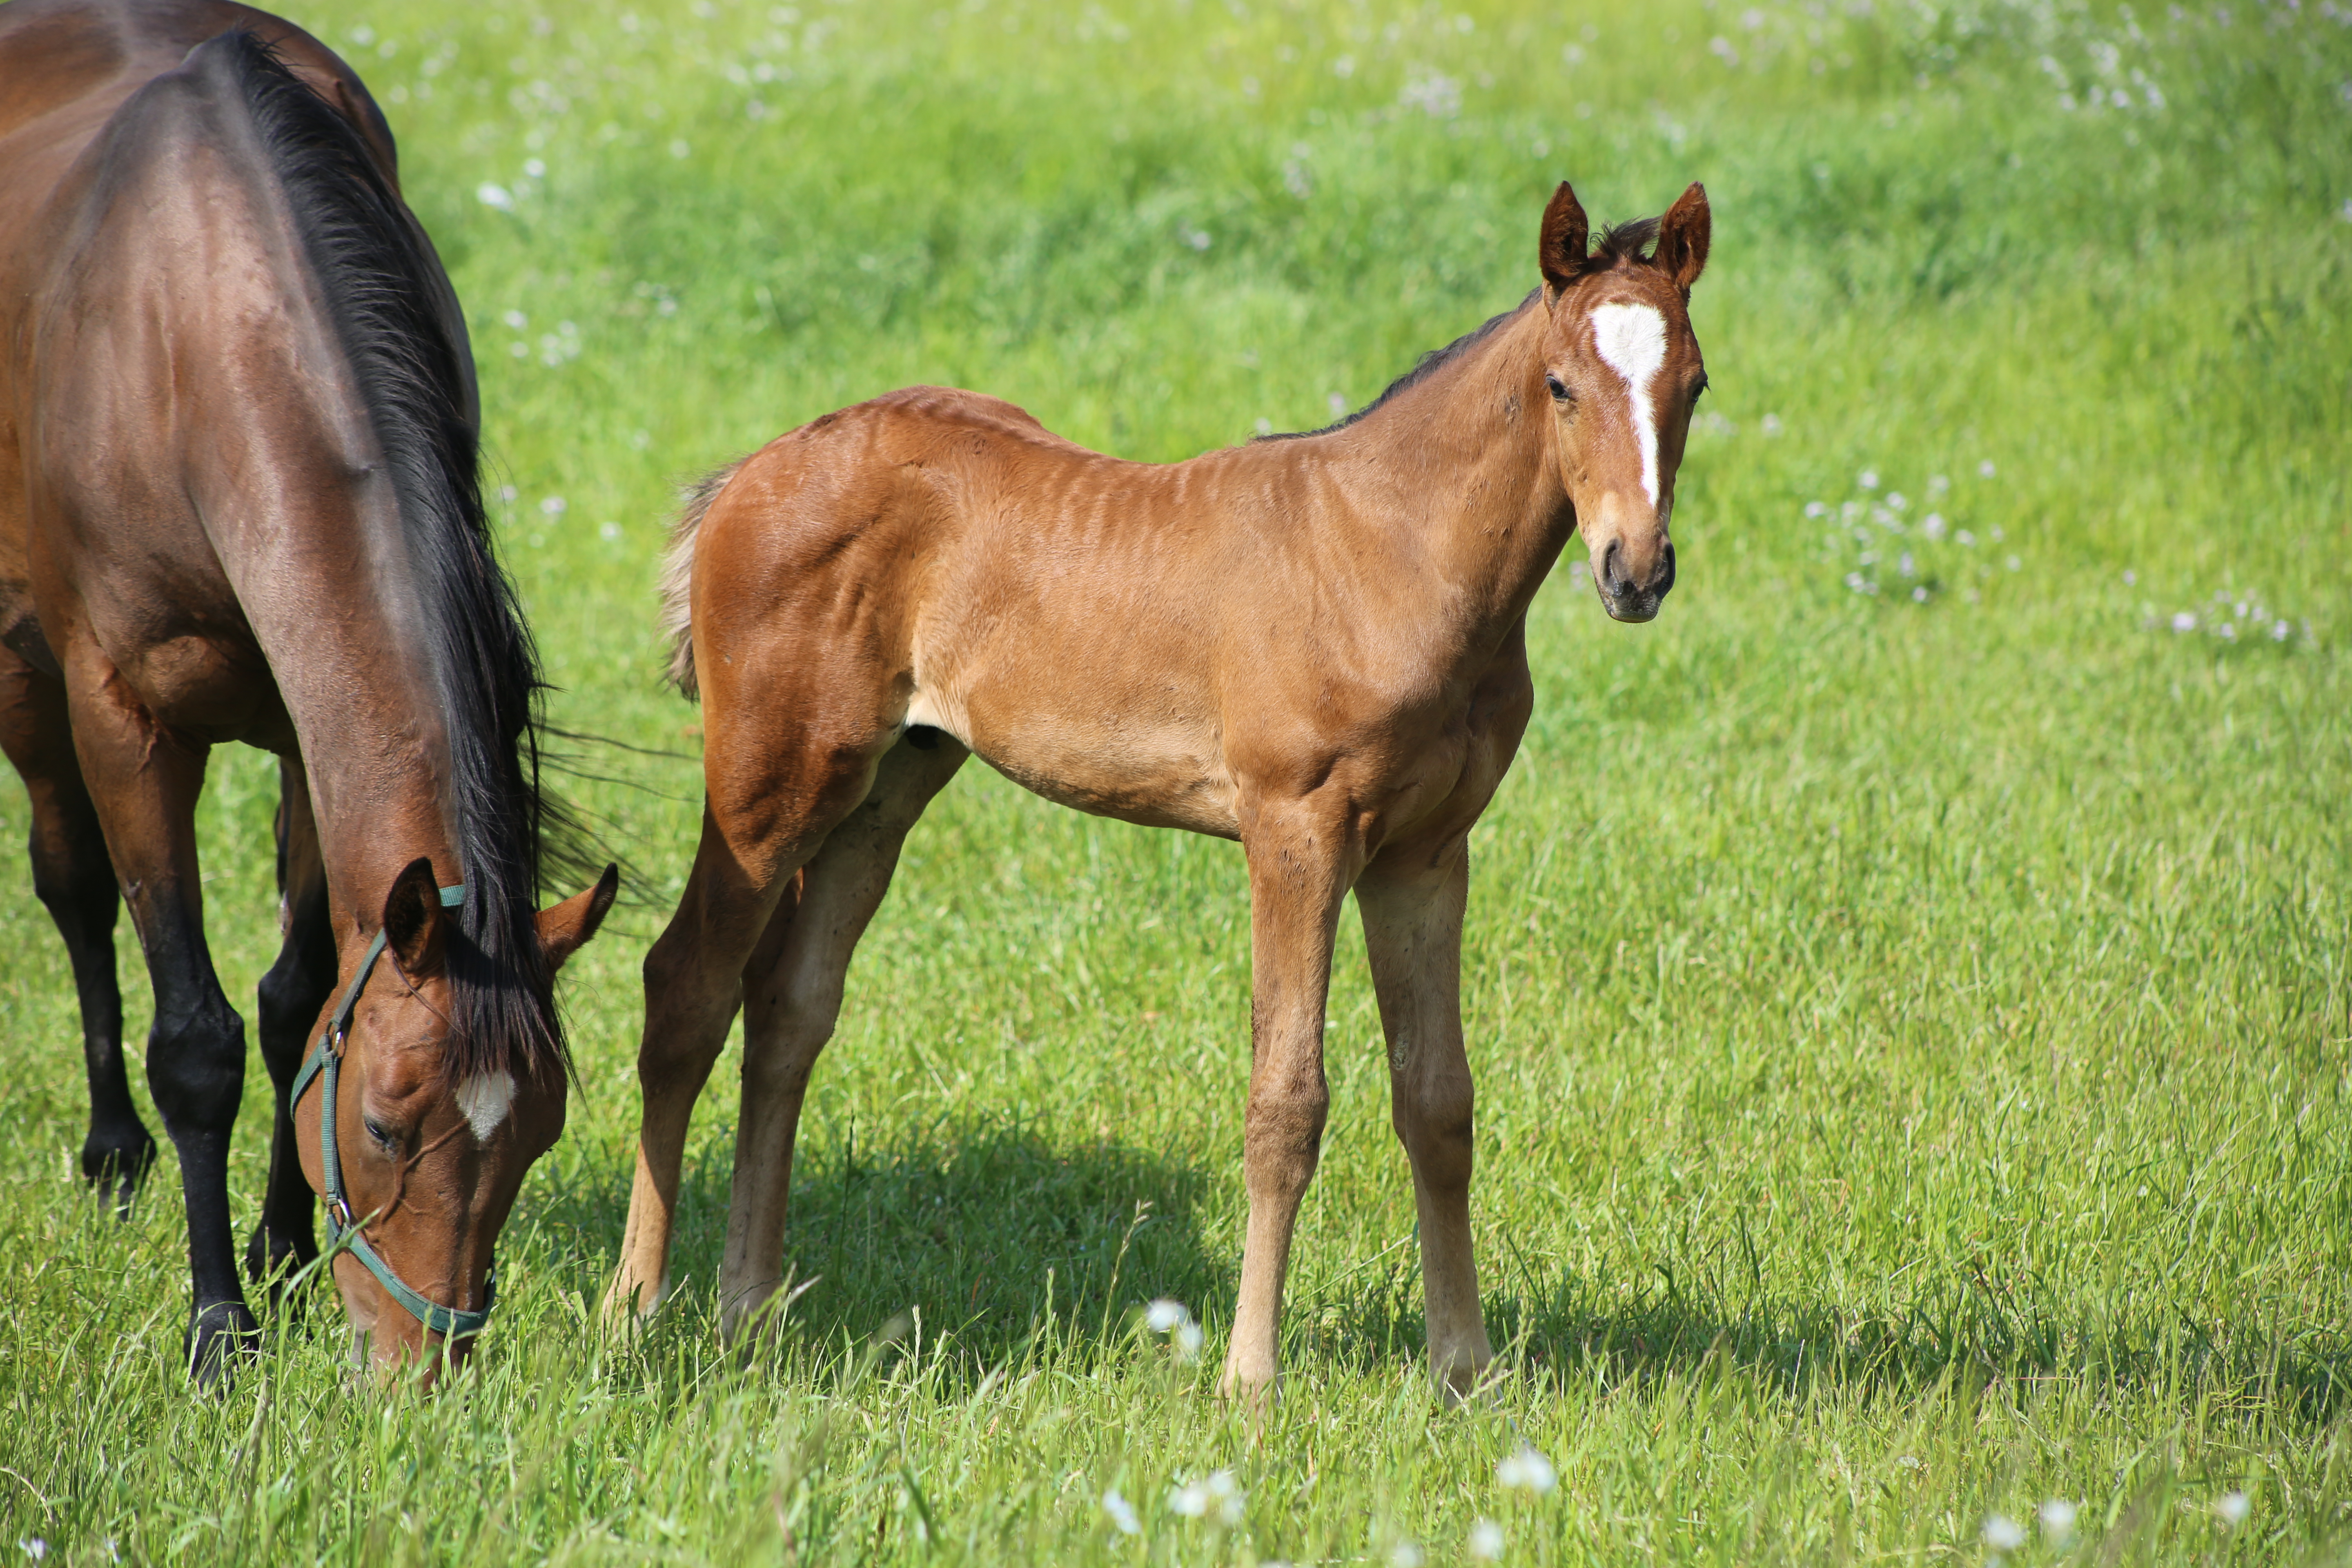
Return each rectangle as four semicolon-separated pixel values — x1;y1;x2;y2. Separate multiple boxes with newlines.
659;462;740;700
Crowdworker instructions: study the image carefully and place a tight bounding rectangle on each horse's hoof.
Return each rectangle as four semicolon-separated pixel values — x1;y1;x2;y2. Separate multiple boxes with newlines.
187;1299;261;1389
80;1127;158;1214
244;1223;319;1302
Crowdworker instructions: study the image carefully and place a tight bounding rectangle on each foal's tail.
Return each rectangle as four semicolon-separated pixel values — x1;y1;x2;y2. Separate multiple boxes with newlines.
658;461;740;699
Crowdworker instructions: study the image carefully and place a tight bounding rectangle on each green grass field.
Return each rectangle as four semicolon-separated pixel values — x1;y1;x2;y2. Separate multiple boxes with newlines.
5;0;2352;1560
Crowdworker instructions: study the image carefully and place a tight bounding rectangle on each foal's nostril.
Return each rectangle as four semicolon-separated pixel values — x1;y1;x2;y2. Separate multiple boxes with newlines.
1599;538;1627;596
1656;541;1677;598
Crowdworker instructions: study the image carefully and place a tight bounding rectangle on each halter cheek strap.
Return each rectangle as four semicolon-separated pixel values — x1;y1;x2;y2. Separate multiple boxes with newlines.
288;883;497;1340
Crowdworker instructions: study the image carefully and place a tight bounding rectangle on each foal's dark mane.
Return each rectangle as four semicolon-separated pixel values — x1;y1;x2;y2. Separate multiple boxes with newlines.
1256;215;1666;443
222;32;568;1085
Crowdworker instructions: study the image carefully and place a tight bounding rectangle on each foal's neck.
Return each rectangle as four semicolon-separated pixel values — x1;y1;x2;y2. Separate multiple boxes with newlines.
1323;300;1569;631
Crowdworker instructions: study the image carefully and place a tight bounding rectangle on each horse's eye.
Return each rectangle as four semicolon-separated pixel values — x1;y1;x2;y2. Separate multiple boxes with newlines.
1545;372;1571;403
1693;374;1709;402
364;1117;400;1153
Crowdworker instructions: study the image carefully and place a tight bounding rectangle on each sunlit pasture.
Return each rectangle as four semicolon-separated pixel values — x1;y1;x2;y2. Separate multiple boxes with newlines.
3;0;2350;1561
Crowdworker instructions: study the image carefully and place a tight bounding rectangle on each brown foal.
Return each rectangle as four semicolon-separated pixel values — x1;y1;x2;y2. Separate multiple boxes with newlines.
614;181;1710;1400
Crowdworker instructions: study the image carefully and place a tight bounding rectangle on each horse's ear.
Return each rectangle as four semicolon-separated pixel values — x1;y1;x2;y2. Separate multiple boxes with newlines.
538;864;619;972
383;857;448;978
1538;181;1589;301
1655;183;1711;294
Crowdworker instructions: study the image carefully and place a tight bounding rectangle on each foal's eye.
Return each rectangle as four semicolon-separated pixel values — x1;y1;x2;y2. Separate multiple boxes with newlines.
364;1117;400;1153
1693;374;1710;402
1544;372;1571;403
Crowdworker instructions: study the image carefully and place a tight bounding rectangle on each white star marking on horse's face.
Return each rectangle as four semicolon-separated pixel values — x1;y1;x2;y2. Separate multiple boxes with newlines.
1588;301;1669;508
454;1070;516;1142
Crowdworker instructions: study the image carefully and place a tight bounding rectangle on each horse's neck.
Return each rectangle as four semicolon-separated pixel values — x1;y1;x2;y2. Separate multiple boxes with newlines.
1322;303;1568;630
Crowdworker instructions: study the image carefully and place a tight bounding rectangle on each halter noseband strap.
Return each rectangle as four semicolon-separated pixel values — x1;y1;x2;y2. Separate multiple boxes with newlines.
288;882;497;1340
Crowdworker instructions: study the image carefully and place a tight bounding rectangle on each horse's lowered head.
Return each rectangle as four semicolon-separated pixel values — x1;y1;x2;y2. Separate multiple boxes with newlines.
296;856;617;1381
1535;180;1711;624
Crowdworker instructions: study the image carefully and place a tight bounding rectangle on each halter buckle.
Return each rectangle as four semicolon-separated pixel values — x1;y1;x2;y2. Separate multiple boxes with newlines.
329;1194;354;1231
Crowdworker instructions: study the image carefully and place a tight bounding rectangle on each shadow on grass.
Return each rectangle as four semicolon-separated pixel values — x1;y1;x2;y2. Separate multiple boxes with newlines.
537;1115;1231;1382
1468;1263;2352;1430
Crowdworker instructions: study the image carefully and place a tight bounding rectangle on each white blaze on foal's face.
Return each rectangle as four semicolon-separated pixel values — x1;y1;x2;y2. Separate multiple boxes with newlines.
454;1070;517;1143
1587;301;1669;508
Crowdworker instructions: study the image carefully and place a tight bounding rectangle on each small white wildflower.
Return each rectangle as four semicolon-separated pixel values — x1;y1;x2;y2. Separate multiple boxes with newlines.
2040;1499;2079;1540
1956;528;1976;546
1804;501;1828;519
2005;555;2021;572
2123;568;2136;585
1496;1446;1557;1494
2171;611;2196;633
1979;460;1997;477
2217;1491;2251;1525
539;495;567;516
523;157;546;179
1144;1298;1189;1333
1983;1513;2026;1551
476;182;514;211
1929;473;1950;495
1888;491;1907;510
1102;1488;1141;1535
502;309;528;330
1858;468;1879;489
1329;392;1349;418
1921;512;1946;539
1912;586;1929;602
2273;621;2291;641
1898;551;1916;577
20;1543;47;1564
1390;1540;1425;1568
1762;413;1783;435
1468;1518;1506;1560
1175;1320;1204;1359
1169;1480;1209;1518
599;521;623;541
2220;622;2236;640
1254;417;1273;436
668;138;692;158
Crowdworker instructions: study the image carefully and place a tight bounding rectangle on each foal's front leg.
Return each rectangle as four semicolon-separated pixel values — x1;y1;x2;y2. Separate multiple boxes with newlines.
1358;837;1492;1403
1219;797;1356;1402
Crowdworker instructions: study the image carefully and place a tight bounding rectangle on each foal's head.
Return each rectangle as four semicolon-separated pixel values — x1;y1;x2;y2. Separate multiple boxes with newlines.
1535;181;1711;623
299;858;616;1380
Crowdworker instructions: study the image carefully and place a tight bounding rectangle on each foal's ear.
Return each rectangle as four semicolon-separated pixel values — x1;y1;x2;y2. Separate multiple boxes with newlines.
1655;182;1711;294
1538;180;1589;301
537;863;620;972
383;857;449;978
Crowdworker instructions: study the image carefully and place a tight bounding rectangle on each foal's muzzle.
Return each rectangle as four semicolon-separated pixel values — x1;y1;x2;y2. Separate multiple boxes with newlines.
1595;536;1676;622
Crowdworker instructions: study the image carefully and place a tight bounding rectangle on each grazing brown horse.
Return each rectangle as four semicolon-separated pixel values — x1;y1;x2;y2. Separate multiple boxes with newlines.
0;0;616;1383
613;181;1709;1401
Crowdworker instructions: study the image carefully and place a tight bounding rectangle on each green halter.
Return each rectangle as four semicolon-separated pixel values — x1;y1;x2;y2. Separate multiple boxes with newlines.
288;883;496;1340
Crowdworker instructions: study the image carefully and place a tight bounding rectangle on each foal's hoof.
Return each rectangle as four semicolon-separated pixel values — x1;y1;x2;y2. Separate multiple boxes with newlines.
80;1127;157;1214
244;1222;319;1302
187;1299;262;1389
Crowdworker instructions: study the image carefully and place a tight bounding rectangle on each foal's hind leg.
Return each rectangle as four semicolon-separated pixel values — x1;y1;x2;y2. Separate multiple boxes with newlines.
246;758;333;1295
610;719;899;1321
60;647;253;1381
720;733;967;1340
0;647;152;1209
1358;836;1492;1403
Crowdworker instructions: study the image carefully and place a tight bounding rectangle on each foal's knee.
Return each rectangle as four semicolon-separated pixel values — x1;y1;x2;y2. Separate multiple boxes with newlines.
1243;1079;1330;1196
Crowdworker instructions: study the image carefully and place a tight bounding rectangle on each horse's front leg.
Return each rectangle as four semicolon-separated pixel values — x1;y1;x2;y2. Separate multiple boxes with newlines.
247;756;333;1296
1359;835;1492;1403
62;648;253;1383
1220;794;1358;1403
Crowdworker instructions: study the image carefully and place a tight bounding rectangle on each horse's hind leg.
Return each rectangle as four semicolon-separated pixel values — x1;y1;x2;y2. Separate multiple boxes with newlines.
0;647;152;1209
61;647;252;1381
1357;835;1492;1403
245;757;332;1296
720;733;967;1340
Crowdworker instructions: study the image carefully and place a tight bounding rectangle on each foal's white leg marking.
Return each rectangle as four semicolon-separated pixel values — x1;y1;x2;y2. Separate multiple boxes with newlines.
455;1071;516;1142
1588;301;1668;508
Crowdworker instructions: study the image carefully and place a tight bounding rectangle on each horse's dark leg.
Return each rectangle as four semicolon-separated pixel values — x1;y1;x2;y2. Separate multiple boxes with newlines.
245;756;329;1298
63;651;253;1383
0;647;152;1209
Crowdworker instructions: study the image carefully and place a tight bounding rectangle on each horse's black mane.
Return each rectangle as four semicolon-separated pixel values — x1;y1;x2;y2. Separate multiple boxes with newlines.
1255;216;1665;443
223;31;574;1085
